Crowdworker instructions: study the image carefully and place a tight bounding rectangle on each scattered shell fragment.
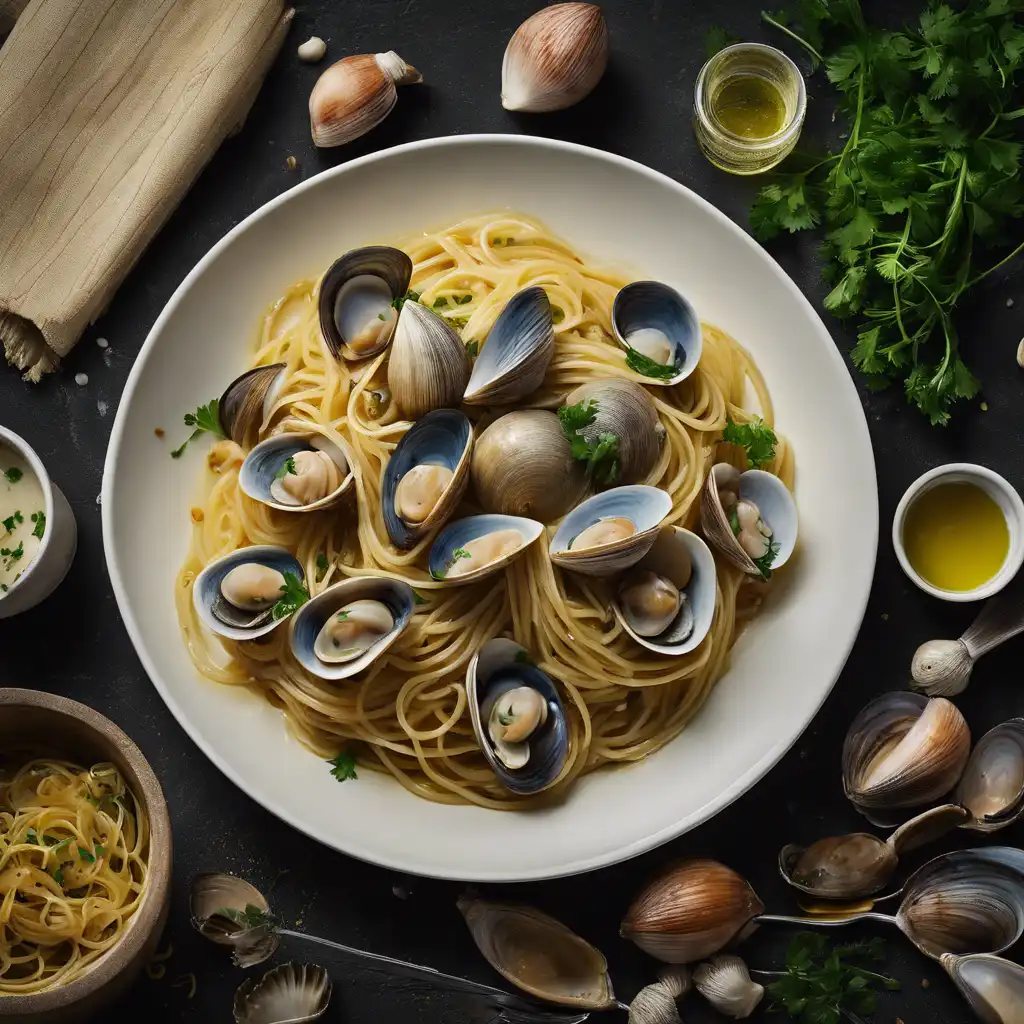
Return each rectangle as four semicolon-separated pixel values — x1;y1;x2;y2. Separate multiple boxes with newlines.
298;36;327;62
693;955;764;1019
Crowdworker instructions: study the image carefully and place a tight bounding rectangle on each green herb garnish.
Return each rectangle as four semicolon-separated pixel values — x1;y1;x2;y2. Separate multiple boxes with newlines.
77;845;96;863
2;542;24;571
754;0;1024;424
456;294;473;305
94;844;105;859
754;538;781;581
722;417;778;468
465;339;479;358
448;316;469;330
219;904;277;930
625;347;678;380
335;611;349;621
30;510;44;539
271;572;309;620
433;296;449;309
3;467;23;484
412;589;428;605
316;552;330;580
729;505;741;537
551;305;565;325
557;399;621;487
25;828;38;845
53;868;64;886
327;750;358;782
171;399;225;458
2;511;22;534
48;837;72;855
391;289;420;313
274;456;297;480
705;24;740;57
513;649;536;666
768;933;899;1024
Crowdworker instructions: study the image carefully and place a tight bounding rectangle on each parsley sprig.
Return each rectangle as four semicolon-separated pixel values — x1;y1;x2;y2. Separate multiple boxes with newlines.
271;572;309;620
753;0;1024;424
723;417;778;468
767;933;899;1024
327;750;358;781
171;400;225;458
557;399;622;487
625;347;678;380
754;538;782;580
274;456;297;481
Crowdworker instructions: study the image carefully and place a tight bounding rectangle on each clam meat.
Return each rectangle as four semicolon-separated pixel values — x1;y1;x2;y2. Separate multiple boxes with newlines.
611;281;702;387
429;515;543;585
572;517;635;550
487;683;549;769
313;599;395;663
394;464;455;524
220;563;287;613
240;433;353;513
445;529;526;580
270;449;343;506
618;570;683;637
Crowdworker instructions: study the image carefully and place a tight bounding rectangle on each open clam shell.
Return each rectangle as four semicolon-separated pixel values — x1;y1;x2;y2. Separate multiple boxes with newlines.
464;286;554;405
956;719;1024;832
289;576;414;681
382;409;473;549
550;485;673;577
941;952;1024;1024
239;432;354;513
193;545;304;641
701;465;797;579
471;409;590;523
318;245;413;361
467;638;569;795
613;527;716;656
612;281;701;387
189;872;279;968
457;897;616;1010
234;962;332;1024
429;515;543;585
220;363;287;446
842;691;971;823
388;300;471;419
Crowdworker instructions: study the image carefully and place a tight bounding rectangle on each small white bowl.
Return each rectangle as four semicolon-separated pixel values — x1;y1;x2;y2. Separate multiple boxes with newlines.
0;427;77;619
893;463;1024;603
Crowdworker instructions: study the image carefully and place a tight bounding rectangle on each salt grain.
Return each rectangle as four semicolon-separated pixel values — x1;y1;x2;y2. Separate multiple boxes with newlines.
97;400;108;417
1009;298;1016;308
96;337;109;348
75;373;88;386
95;493;102;505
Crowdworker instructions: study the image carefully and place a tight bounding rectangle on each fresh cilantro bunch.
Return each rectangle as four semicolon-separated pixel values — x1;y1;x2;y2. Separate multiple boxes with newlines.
768;933;900;1024
557;399;622;486
753;0;1024;424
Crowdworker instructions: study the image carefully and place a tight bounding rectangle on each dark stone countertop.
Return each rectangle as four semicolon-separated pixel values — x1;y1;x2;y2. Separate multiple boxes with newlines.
2;0;1022;1020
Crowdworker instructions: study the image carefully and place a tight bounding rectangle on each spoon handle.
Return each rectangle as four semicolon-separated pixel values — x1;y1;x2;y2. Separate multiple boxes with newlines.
961;578;1024;660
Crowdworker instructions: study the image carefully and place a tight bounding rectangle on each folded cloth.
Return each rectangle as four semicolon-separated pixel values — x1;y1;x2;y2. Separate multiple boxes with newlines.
0;0;293;380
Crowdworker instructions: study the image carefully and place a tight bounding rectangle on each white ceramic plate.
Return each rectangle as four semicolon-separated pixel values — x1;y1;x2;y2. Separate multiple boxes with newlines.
103;136;878;881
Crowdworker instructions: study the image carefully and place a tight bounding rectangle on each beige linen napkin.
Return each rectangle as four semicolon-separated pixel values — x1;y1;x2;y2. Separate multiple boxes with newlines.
0;0;293;380
0;1;29;35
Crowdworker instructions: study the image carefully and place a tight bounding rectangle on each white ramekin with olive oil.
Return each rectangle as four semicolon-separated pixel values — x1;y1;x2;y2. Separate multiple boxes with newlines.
894;464;1024;602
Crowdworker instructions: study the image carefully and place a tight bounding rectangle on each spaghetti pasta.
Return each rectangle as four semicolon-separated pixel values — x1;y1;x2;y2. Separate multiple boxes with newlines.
175;212;795;809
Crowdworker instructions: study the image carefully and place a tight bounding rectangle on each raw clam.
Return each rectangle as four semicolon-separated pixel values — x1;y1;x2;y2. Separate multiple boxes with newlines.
463;286;554;405
458;897;617;1010
561;379;665;484
621;860;764;964
941;952;1024;1024
234;963;331;1024
467;638;569;794
472;410;590;522
289;576;414;681
760;847;1024;960
550;485;673;577
189;872;279;968
219;363;287;446
429;514;544;585
842;691;971;825
387;300;471;418
612;281;701;387
613;526;717;656
317;246;413;360
193;546;304;641
700;464;797;580
381;409;473;549
956;719;1024;832
239;432;354;513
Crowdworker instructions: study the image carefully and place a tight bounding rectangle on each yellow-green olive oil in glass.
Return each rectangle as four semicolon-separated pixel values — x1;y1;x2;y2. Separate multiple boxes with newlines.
694;43;806;175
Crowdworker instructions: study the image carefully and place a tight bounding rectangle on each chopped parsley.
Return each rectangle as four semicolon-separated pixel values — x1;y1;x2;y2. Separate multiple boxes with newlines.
514;649;535;666
2;511;22;533
77;845;96;863
316;552;330;580
335;610;349;621
448;316;469;330
722;417;778;469
3;467;23;484
271;572;309;620
171;399;225;459
218;903;277;931
433;548;471;580
412;589;428;605
729;505;741;537
625;347;678;380
2;542;24;571
53;868;64;886
456;294;473;305
551;305;565;325
465;339;479;358
391;289;420;314
274;456;297;481
557;399;621;487
754;539;781;581
30;511;44;538
25;828;39;845
95;844;105;858
327;750;359;782
432;296;449;309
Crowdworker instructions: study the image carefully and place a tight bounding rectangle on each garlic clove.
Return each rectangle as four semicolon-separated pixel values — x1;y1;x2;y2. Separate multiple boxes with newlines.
628;968;690;1024
501;3;609;113
693;955;764;1020
310;51;422;148
298;36;327;63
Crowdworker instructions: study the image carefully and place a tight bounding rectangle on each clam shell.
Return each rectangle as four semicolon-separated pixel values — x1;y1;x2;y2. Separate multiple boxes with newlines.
387;300;470;418
457;897;616;1010
239;432;354;513
466;638;569;795
778;835;897;900
471;409;590;523
318;245;412;360
289;577;414;681
550;485;672;577
612;281;701;387
219;363;287;446
941;952;1024;1024
463;286;554;405
700;465;797;579
381;409;473;549
233;962;332;1024
562;378;664;485
193;545;304;641
428;514;543;585
957;719;1024;831
613;526;717;656
189;872;279;968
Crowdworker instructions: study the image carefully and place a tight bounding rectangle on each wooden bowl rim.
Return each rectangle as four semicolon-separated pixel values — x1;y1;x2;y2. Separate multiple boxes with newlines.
0;688;173;1014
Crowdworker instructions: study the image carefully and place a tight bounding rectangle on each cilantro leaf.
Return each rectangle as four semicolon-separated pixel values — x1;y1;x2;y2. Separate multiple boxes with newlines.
316;552;330;580
754;538;781;580
722;417;778;468
391;290;420;313
77;845;96;863
274;456;297;481
625;347;678;380
171;400;225;458
30;511;44;539
412;589;428;605
271;572;309;620
327;750;358;782
465;339;479;358
558;399;621;486
3;467;23;484
218;903;277;931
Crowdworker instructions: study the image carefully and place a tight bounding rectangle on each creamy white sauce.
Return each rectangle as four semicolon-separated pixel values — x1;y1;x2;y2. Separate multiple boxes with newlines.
0;447;46;595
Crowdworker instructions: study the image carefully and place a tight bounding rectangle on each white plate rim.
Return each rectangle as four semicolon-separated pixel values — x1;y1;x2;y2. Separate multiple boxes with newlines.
102;134;878;880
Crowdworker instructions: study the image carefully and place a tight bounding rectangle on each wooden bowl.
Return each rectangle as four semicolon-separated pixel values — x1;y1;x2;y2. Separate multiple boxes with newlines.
0;689;173;1023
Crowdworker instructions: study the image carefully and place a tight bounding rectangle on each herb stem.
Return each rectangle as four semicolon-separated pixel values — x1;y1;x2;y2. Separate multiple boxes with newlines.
966;237;1024;289
760;11;824;63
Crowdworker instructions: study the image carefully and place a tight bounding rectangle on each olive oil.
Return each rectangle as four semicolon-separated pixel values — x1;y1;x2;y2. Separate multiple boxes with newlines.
903;482;1009;591
713;76;786;139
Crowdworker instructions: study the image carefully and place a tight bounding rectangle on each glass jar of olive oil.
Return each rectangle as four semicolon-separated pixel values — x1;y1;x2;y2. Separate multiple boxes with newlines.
694;43;806;175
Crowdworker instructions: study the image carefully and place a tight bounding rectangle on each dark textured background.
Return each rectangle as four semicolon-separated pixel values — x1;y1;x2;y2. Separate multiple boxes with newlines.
2;1;1022;1020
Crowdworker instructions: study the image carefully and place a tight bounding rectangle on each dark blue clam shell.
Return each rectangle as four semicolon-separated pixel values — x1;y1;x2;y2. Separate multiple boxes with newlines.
238;433;352;512
612;281;701;386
